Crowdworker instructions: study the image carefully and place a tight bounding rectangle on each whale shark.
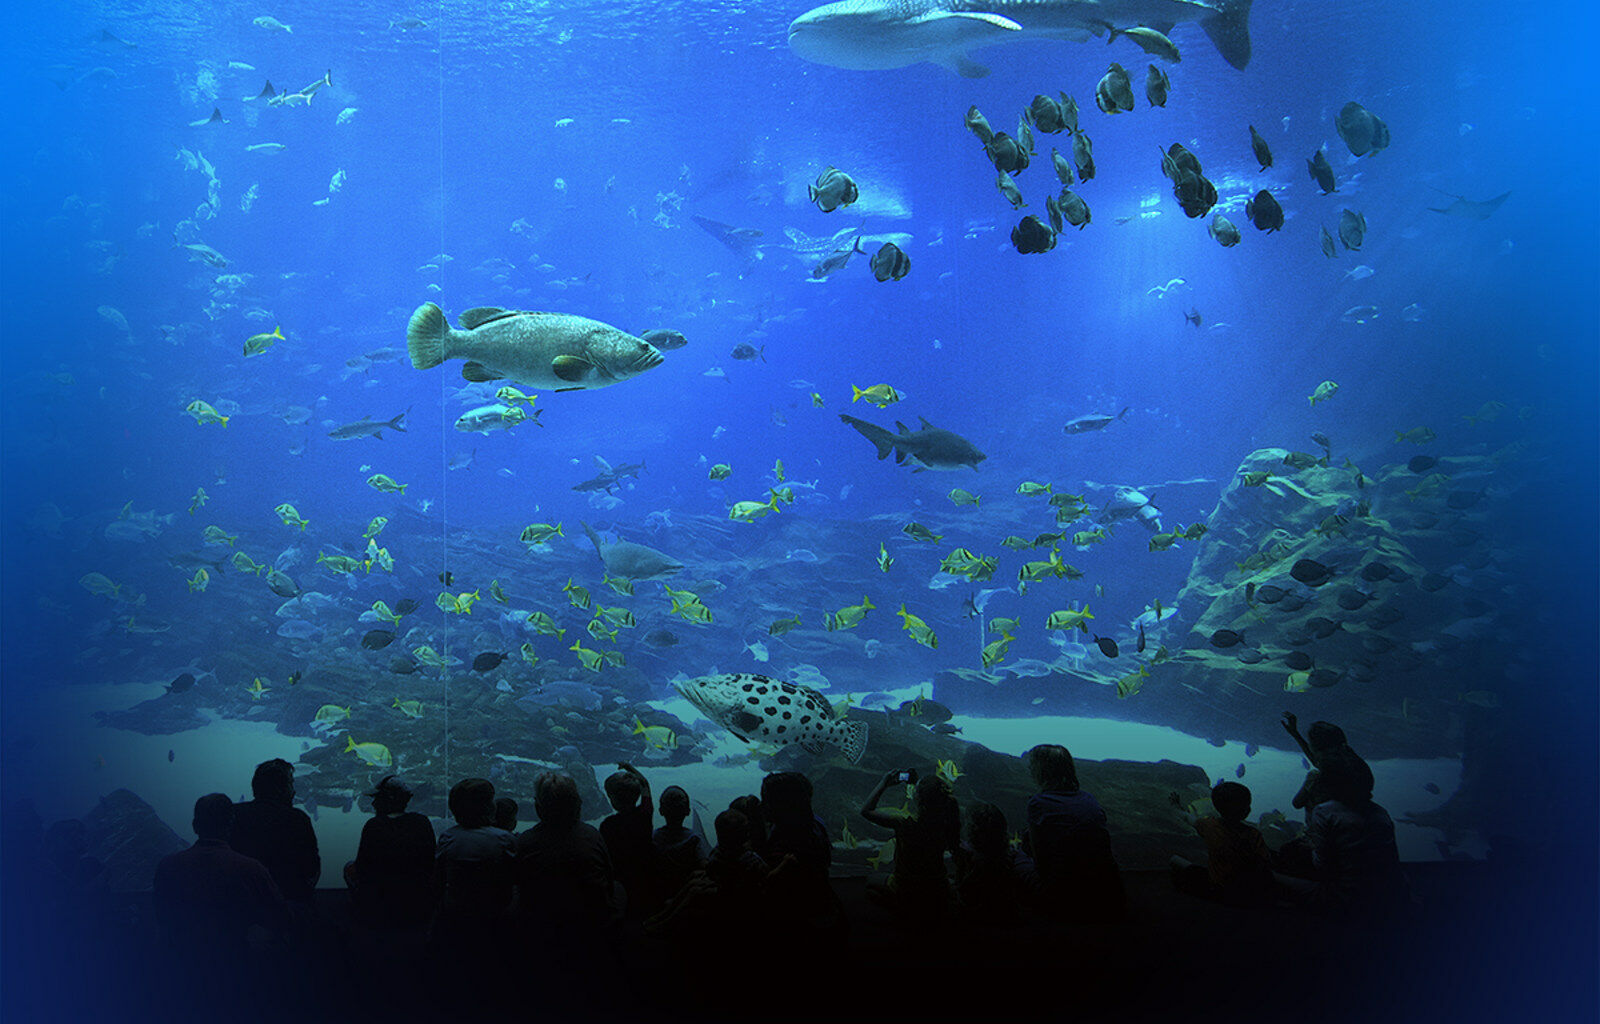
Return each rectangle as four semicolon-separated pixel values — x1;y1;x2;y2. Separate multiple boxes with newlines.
789;0;1254;76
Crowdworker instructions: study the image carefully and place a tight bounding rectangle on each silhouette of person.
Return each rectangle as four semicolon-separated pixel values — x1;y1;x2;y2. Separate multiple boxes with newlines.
430;778;516;984
954;801;1037;924
1023;744;1125;922
344;775;434;928
860;771;962;921
152;793;285;1005
494;796;518;833
1170;781;1276;908
651;785;707;901
1278;755;1409;918
599;763;655;916
759;771;843;936
1279;714;1373;876
230;758;320;905
515;772;618;937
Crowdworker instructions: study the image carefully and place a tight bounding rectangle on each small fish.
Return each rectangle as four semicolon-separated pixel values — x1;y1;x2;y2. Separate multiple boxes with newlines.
1209;629;1245;648
1307;148;1337;194
1248;125;1273;171
1308;380;1340;407
1245;190;1284;232
361;629;397;650
851;384;903;407
243;325;284;356
811;236;866;279
869;242;910;282
472;651;507;672
807;166;858;213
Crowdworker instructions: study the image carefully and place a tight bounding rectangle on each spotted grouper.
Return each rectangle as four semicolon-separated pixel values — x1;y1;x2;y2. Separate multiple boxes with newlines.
407;302;663;392
675;673;867;763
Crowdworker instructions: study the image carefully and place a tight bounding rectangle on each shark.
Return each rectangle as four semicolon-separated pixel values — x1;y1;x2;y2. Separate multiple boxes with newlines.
788;0;1254;76
839;413;987;471
581;521;685;581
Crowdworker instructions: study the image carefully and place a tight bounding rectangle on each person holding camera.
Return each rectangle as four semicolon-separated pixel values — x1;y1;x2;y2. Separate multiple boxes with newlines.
859;768;962;922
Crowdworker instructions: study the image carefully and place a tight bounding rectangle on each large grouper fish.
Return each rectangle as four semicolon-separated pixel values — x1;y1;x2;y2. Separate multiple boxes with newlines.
675;673;868;763
407;303;664;392
788;0;1255;77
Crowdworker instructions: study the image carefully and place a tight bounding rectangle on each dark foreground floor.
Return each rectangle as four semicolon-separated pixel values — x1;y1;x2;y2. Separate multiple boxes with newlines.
5;860;1594;1024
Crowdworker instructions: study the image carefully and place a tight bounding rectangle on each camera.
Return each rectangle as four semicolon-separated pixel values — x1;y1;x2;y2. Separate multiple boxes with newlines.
896;769;918;785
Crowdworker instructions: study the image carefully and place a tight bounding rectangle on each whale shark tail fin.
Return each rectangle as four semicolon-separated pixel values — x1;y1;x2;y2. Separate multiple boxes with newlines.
1200;0;1253;70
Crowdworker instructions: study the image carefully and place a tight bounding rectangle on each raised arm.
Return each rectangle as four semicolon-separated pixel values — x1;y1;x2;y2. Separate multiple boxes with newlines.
1281;712;1316;763
859;771;906;831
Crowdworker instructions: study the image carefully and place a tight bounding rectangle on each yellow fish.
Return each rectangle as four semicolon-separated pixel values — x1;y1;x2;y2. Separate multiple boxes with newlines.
80;572;123;599
632;716;677;750
569;639;604;672
852;384;903;407
243;325;284;356
185;399;229;427
344;736;393;767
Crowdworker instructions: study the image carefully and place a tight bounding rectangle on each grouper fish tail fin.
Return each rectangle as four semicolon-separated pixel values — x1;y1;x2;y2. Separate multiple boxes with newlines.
1200;0;1253;70
838;719;869;764
406;303;450;370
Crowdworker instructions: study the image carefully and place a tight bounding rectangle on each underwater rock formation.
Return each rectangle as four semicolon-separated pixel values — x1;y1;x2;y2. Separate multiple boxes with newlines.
80;789;187;891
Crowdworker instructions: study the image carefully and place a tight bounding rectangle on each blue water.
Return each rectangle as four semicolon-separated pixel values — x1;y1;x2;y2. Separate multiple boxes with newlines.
1;0;1595;893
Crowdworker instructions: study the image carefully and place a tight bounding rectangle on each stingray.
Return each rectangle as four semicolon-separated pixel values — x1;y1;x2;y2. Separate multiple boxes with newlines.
581;521;684;581
1427;189;1511;220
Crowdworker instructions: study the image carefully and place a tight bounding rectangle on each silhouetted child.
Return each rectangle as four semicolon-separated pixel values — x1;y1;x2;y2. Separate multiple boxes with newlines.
954;801;1037;924
1171;781;1276;908
494;797;518;833
599;762;655;916
647;808;768;940
705;809;769;905
651;785;706;900
728;794;766;851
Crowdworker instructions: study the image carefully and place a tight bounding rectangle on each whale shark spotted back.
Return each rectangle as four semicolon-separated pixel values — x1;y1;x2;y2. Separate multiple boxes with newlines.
789;0;1254;76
